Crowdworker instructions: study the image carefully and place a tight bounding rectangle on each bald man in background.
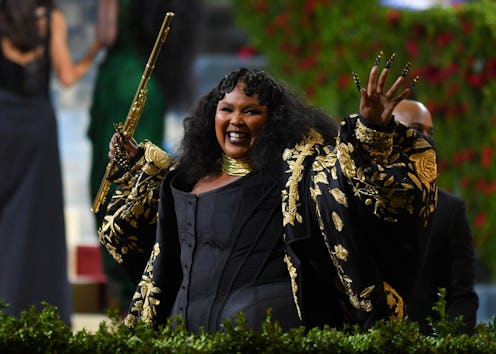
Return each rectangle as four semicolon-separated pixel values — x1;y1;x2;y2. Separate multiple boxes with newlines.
394;100;479;334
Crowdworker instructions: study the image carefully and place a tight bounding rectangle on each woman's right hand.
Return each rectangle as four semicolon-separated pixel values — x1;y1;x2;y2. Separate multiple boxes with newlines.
108;132;139;162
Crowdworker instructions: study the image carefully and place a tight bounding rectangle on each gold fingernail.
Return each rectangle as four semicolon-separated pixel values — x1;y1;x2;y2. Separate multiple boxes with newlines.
409;75;420;89
401;62;411;77
374;50;384;66
385;53;396;69
352;71;361;92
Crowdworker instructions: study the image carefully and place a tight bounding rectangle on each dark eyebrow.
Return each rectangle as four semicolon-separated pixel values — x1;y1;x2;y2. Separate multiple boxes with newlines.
245;103;266;109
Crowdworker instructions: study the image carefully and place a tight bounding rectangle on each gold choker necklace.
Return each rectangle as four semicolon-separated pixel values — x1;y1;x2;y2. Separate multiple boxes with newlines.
221;155;253;176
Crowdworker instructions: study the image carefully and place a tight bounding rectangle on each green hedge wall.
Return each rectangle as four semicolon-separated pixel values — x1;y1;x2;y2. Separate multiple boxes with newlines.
0;299;495;353
231;0;496;279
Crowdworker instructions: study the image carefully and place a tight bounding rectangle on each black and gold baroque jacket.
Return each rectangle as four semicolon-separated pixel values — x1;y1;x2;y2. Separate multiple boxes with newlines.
99;114;438;329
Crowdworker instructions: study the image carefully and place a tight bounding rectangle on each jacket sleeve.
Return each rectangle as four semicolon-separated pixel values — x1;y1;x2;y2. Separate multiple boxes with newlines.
98;140;177;284
311;114;437;327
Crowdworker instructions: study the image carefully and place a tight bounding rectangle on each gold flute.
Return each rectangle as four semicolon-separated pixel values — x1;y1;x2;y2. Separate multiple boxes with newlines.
91;11;174;213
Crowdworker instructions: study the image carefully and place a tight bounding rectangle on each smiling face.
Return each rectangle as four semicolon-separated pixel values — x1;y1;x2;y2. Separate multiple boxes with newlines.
215;83;269;160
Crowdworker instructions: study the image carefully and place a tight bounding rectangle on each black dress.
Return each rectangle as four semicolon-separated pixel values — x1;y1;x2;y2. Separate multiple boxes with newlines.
0;10;71;324
169;170;301;332
99;120;438;330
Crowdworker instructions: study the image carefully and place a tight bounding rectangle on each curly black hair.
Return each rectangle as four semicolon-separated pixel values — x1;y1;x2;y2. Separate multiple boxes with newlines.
178;68;339;184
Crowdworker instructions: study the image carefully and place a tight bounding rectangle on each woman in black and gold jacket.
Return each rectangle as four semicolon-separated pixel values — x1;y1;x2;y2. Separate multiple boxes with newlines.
99;59;437;333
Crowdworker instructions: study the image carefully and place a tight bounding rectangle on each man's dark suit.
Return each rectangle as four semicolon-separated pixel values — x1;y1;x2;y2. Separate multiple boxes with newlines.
407;188;479;334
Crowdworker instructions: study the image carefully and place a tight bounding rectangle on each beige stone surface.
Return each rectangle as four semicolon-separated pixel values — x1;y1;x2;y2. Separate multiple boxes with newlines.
71;313;109;333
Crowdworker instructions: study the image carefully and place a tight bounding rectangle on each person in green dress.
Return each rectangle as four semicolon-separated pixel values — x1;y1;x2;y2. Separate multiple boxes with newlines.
88;0;202;312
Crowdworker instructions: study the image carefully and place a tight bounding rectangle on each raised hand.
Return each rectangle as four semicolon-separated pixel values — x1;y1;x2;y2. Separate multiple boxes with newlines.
353;51;419;126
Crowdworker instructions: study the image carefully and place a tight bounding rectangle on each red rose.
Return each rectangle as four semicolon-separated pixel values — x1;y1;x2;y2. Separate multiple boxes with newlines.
474;212;487;229
467;74;484;88
406;40;419;58
299;54;318;70
387;9;401;24
338;74;349;89
463;21;474;34
481;146;493;168
237;46;256;59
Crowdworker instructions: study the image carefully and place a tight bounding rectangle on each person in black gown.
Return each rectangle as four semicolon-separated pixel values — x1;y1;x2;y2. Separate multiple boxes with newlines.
99;57;438;332
0;0;101;324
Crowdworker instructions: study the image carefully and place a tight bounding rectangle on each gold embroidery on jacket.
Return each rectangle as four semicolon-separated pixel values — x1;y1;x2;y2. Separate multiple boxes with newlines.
310;143;374;313
99;141;176;326
281;129;324;320
336;142;356;179
327;236;374;312
330;188;348;207
383;281;404;319
355;119;394;164
99;174;161;262
282;129;324;227
283;254;302;320
99;141;177;264
335;120;437;224
124;243;162;326
331;211;344;232
409;149;437;187
334;244;348;261
309;117;436;315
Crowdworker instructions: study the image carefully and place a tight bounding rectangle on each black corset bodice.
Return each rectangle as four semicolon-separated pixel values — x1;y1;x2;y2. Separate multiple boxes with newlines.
169;169;301;332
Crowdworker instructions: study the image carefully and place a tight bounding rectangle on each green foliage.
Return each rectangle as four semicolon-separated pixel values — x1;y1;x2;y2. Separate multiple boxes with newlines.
0;301;73;353
0;301;496;353
231;0;496;279
429;288;470;337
